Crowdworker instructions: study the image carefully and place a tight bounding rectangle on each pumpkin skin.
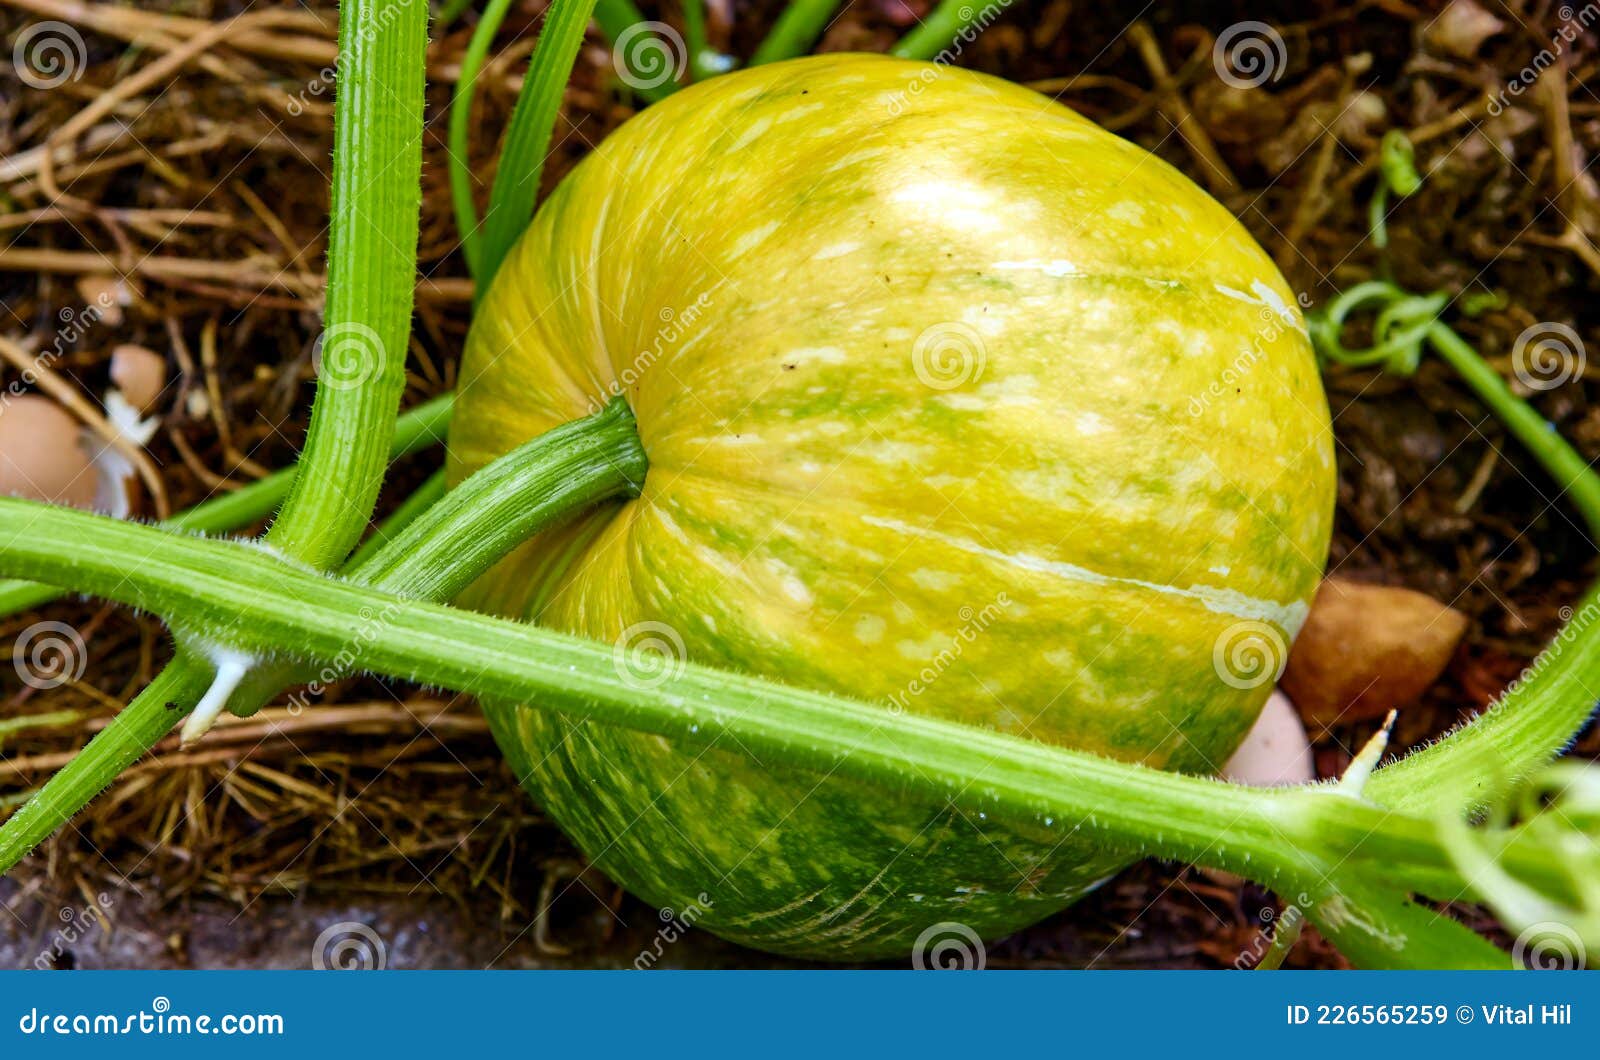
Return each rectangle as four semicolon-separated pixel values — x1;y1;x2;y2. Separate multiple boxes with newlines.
447;54;1334;959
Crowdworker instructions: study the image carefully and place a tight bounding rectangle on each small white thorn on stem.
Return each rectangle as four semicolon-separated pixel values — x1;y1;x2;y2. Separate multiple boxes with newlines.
180;648;254;746
1336;709;1398;799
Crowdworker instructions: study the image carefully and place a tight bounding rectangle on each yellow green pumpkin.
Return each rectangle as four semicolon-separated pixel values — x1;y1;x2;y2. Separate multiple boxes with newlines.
446;53;1334;959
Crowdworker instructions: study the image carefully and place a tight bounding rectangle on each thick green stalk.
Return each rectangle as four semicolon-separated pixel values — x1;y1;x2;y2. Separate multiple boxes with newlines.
0;402;646;871
347;399;644;600
0;395;453;620
0;497;1568;966
0;0;431;872
267;0;426;570
448;0;517;277
891;0;1017;61
476;0;603;298
226;399;644;716
750;0;844;65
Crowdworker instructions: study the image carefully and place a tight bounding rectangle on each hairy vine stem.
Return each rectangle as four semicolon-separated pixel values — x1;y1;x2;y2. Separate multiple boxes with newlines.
0;0;430;869
8;487;1597;966
0;400;645;868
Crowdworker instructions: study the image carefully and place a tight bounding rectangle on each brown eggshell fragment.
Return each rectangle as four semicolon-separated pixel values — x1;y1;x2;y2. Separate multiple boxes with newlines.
109;344;167;411
1222;690;1315;788
0;395;96;508
1281;577;1469;730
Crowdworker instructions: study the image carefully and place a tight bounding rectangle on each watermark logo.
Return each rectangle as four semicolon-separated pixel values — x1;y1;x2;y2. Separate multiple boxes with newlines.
311;921;387;970
1213;22;1287;89
33;893;115;969
883;2;1009;115
912;921;986;970
1212;620;1288;690
1512;921;1586;970
14;21;87;90
612;22;686;92
1511;322;1585;391
887;593;1010;714
13;620;87;690
284;601;402;716
912;322;986;390
311;322;386;391
1486;4;1599;115
633;893;713;969
588;291;713;413
612;621;687;690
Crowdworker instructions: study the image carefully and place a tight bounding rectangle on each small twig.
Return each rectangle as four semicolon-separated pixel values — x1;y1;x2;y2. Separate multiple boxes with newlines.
1127;22;1241;197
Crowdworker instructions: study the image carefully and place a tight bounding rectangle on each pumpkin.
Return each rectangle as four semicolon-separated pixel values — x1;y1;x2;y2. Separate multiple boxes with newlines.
446;53;1334;959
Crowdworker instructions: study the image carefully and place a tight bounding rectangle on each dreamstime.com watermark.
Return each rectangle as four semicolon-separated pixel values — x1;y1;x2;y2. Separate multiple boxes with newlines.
12;620;88;691
280;0;424;115
12;21;87;90
912;921;986;969
1235;892;1312;969
284;602;403;713
612;21;686;92
311;920;388;970
31;893;114;970
611;621;688;691
911;322;987;390
1187;294;1314;418
1486;4;1599;116
1490;600;1600;711
885;3;1010;116
887;593;1010;714
633;893;713;969
16;998;284;1036
1212;21;1288;89
588;291;714;413
1212;620;1289;690
3;292;118;411
311;321;387;392
1512;921;1587;970
1510;321;1586;392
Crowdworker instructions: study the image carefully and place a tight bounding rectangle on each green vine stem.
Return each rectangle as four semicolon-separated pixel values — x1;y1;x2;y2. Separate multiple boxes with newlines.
0;395;453;619
214;397;644;733
0;401;646;865
475;0;603;298
750;0;844;65
12;494;1600;965
0;0;432;872
0;655;215;874
449;0;517;277
264;0;426;572
1368;128;1422;253
1311;280;1600;816
891;0;1018;61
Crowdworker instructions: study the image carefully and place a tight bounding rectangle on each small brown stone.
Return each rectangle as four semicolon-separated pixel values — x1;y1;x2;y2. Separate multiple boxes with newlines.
1282;577;1469;730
